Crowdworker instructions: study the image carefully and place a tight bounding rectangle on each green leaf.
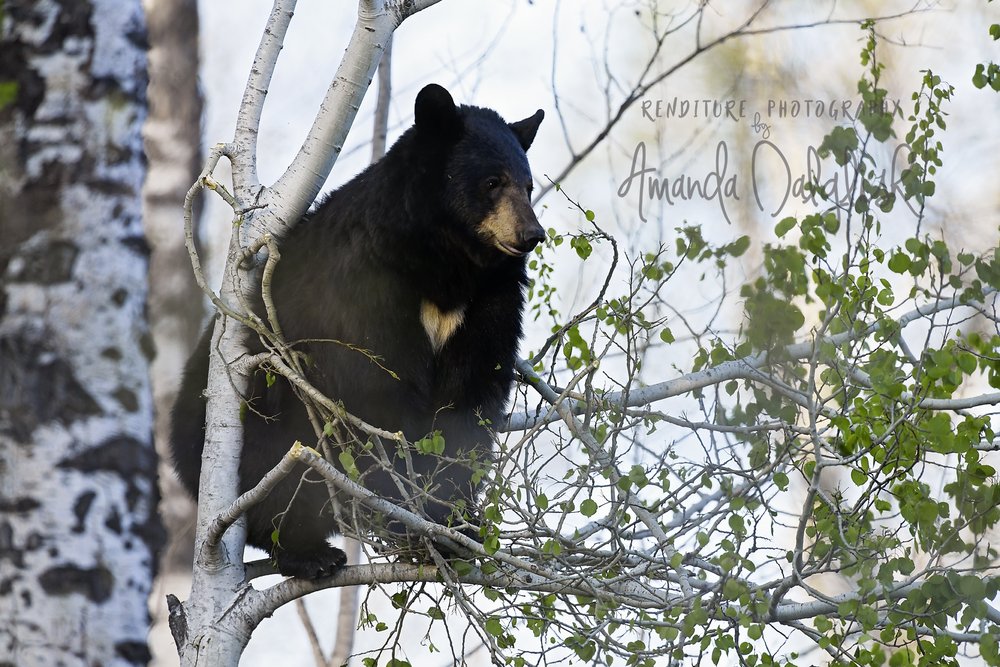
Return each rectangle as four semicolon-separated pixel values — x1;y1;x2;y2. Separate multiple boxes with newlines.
957;352;978;375
339;450;360;480
982;633;999;664
818;126;859;166
660;327;675;344
775;216;797;238
580;498;598;517
570;236;593;260
485;617;504;637
773;471;789;491
726;235;751;257
483;533;500;555
415;431;446;455
974;63;988;89
957;574;986;600
887;252;911;273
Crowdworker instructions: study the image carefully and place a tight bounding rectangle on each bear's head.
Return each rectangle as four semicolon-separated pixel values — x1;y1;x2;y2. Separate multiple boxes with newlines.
414;84;546;263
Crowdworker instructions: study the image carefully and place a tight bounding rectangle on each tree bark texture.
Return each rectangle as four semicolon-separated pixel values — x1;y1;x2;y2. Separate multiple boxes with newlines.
0;1;159;665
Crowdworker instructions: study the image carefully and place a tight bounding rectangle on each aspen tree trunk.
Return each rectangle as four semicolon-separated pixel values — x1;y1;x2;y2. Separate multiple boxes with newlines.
0;1;158;665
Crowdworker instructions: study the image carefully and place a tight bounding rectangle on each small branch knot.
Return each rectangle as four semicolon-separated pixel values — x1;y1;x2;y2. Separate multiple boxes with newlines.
166;594;188;647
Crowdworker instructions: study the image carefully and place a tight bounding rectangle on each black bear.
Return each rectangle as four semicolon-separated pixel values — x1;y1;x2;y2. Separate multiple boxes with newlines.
171;84;545;579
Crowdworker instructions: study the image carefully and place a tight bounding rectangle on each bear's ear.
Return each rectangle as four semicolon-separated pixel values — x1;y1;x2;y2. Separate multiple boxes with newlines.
509;109;545;151
415;84;459;136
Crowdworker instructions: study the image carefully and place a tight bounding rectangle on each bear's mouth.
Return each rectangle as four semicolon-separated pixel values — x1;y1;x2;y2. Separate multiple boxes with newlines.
495;240;529;257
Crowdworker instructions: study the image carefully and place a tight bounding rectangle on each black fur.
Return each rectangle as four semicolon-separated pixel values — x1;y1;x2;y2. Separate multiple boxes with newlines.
170;84;544;579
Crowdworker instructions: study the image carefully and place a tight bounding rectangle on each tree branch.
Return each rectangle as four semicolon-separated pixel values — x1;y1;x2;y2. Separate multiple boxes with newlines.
505;289;998;431
230;0;297;199
267;0;441;235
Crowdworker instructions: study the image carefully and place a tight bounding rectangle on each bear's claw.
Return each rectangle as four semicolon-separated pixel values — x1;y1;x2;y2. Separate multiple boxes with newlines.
273;544;348;579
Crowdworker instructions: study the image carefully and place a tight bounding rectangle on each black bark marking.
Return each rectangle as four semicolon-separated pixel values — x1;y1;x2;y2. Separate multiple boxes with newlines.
57;435;166;566
38;564;113;603
0;333;101;442
58;435;152;516
115;641;152;665
7;239;79;284
131;509;165;577
24;532;42;551
0;497;41;513
139;331;156;361
112;386;138;412
44;0;96;52
120;235;151;257
0;521;25;567
71;491;96;533
0;178;67;250
57;435;154;479
104;506;122;534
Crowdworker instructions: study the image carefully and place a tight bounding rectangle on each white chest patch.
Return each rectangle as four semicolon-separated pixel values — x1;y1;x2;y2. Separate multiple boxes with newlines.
420;300;465;353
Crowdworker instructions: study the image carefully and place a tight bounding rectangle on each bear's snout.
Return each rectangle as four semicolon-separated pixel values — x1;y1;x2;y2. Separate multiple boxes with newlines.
480;190;545;257
516;219;546;253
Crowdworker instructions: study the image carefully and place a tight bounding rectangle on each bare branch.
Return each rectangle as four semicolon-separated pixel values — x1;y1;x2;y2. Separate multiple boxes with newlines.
230;0;297;198
204;442;305;550
268;0;442;235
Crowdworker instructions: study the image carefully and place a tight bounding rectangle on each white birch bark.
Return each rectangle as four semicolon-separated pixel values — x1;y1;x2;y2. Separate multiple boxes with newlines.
0;1;157;665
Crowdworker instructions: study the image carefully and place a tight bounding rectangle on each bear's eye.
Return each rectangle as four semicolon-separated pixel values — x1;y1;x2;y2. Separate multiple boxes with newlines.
484;176;502;191
526;182;534;196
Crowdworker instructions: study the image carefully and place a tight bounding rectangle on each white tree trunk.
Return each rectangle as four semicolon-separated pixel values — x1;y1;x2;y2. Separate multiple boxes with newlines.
0;1;157;665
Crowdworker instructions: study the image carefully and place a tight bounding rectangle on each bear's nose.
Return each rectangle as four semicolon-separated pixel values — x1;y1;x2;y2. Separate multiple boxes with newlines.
520;221;546;251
